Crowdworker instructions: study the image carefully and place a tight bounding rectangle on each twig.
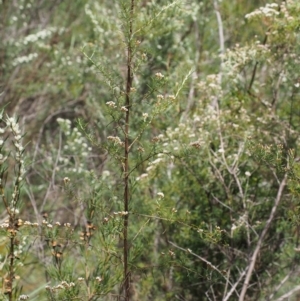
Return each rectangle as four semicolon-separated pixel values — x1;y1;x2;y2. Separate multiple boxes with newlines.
266;269;293;301
273;285;300;301
223;267;247;301
212;0;225;108
239;173;287;301
169;241;240;299
213;0;225;57
247;34;268;92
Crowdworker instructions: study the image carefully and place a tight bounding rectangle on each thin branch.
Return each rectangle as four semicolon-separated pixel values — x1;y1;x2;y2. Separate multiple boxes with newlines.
169;241;240;299
239;173;287;301
247;34;268;92
213;0;225;57
212;0;225;108
273;285;300;301
266;270;293;301
223;268;247;301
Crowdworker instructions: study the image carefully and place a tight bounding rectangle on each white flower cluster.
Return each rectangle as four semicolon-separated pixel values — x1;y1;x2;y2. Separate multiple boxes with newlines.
23;27;56;45
57;118;92;175
84;2;119;44
165;122;197;153
157;192;164;199
3;116;26;208
105;102;131;113
24;221;39;226
106;101;117;108
155;72;164;79
222;44;270;80
85;3;105;34
197;74;223;103
279;1;294;21
162;94;256;171
142;113;149;122
0;222;9;228
136;173;149;181
6;116;21;137
113;211;128;216
107;136;124;147
231;212;248;233
136;151;174;182
12;53;38;66
95;276;103;282
45;281;75;291
13;235;28;258
245;3;279;20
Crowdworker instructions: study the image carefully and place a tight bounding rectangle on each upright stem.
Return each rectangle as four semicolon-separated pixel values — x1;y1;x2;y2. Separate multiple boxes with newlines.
124;0;134;300
8;226;15;301
239;174;287;301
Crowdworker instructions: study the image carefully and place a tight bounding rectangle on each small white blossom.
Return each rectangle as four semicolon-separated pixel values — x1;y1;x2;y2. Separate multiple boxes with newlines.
150;158;163;165
245;171;251;177
168;95;176;100
63;177;70;185
96;276;103;282
106;101;117;108
136;173;148;181
143;113;148;121
107;136;124;146
10;208;19;215
155;72;164;79
146;165;154;172
157;192;164;199
102;170;110;177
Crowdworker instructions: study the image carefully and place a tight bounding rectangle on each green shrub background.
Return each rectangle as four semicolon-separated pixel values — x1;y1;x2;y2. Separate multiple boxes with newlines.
1;0;300;300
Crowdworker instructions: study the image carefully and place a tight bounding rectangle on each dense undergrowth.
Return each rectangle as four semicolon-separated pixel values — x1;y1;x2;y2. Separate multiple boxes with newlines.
1;0;300;300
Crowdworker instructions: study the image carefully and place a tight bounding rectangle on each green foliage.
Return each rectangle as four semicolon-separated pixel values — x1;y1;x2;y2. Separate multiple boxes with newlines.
2;0;300;300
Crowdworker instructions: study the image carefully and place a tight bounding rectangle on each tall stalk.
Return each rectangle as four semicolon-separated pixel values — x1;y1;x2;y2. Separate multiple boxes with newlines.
123;0;134;300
